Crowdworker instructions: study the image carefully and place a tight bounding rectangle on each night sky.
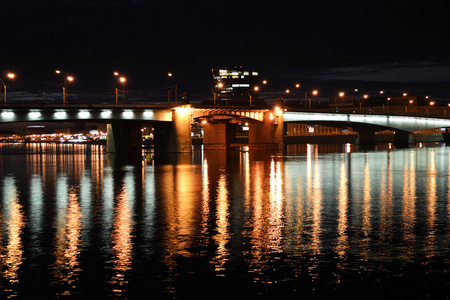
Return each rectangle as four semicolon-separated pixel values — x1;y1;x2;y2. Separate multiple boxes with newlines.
2;0;450;99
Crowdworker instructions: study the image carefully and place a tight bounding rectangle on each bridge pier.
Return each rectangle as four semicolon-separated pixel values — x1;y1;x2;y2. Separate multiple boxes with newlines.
153;107;192;152
355;128;376;147
394;130;415;146
248;109;284;150
107;122;142;153
203;123;235;150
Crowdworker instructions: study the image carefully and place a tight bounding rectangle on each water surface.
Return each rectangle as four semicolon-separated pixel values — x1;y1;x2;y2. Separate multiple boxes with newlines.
1;143;450;299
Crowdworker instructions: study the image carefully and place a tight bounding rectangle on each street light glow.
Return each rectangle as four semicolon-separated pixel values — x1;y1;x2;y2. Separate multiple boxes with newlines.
119;77;126;83
7;73;15;79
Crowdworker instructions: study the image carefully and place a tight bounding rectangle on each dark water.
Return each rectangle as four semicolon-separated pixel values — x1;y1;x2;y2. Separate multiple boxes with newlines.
1;143;450;299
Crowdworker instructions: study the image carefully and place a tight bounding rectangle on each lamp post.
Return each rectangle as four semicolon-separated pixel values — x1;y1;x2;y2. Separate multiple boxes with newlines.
168;73;178;104
305;89;318;109
213;82;224;105
62;76;74;104
120;76;126;103
56;70;74;104
361;94;368;112
114;72;126;103
1;73;15;105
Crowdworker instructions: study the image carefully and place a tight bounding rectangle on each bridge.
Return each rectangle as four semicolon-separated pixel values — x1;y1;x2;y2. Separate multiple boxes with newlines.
1;103;450;152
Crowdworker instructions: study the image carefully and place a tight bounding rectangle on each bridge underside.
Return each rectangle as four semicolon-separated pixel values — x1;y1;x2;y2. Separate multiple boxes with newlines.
196;111;283;150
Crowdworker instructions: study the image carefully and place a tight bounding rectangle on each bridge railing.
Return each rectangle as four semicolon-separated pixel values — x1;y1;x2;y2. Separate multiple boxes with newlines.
298;105;450;119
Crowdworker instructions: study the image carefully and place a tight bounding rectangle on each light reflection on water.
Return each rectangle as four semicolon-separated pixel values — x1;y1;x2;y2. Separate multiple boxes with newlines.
1;143;450;298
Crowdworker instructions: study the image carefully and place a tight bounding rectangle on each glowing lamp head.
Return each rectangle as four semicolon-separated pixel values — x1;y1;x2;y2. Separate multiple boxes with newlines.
254;86;259;91
7;73;15;79
67;76;74;82
312;90;318;96
339;92;345;97
295;83;300;88
119;77;126;83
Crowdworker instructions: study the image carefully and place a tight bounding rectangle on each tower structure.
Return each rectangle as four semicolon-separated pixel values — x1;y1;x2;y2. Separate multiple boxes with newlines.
212;67;260;105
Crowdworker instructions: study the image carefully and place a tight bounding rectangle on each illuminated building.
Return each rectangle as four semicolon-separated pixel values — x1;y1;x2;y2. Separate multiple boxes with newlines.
212;67;260;104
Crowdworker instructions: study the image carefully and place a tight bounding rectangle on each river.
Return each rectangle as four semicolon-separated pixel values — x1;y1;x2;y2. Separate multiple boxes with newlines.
1;142;450;299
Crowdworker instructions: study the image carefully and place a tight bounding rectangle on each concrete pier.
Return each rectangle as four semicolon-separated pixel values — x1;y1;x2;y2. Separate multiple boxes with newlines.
153;107;192;153
248;109;284;150
107;122;142;153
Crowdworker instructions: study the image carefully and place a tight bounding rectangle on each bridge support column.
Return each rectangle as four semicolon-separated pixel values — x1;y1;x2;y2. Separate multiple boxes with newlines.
248;109;284;150
355;128;376;147
153;107;192;152
394;130;415;146
203;123;235;150
107;122;142;153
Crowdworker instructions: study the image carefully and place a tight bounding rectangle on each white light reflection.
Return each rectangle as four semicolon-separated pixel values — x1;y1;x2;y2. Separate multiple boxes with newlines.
213;171;230;273
361;154;372;256
269;159;284;252
109;168;135;297
379;152;394;246
336;157;349;258
52;185;82;296
29;174;44;252
201;158;210;238
402;150;416;262
306;144;323;280
425;149;437;257
1;176;25;298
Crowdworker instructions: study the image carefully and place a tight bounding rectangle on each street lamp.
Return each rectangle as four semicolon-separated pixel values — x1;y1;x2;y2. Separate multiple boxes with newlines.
213;82;224;105
113;72;126;103
1;72;15;105
168;72;178;104
56;70;74;104
249;86;259;106
120;76;126;103
305;89;318;109
362;94;369;111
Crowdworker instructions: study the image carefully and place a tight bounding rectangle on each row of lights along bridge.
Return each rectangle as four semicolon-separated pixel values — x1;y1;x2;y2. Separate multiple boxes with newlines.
0;71;179;105
0;71;442;109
